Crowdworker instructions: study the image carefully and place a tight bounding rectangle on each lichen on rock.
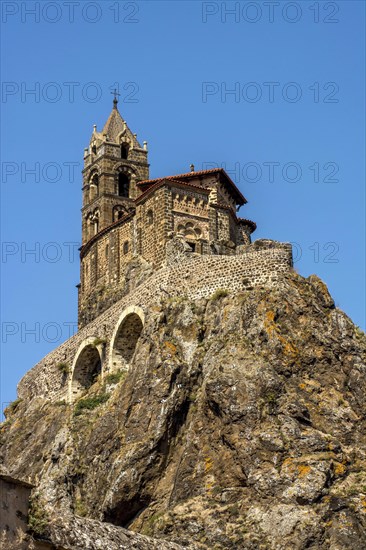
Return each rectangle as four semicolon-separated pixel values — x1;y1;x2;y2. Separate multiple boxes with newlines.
1;271;366;548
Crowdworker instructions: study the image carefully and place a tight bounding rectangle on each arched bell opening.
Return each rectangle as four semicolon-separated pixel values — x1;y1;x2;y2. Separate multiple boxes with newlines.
118;173;130;197
121;142;129;160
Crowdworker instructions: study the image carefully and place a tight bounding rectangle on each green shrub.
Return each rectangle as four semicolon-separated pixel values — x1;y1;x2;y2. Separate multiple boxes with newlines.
105;371;126;385
355;325;365;339
56;362;70;374
4;398;22;417
74;394;110;416
265;392;278;404
28;495;49;537
93;337;107;346
74;497;88;517
211;288;229;300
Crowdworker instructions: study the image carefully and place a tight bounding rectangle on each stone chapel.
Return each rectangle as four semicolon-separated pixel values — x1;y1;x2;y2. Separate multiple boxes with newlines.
79;98;256;327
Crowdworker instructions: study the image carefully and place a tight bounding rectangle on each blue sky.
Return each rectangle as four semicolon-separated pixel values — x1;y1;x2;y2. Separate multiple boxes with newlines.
1;0;365;411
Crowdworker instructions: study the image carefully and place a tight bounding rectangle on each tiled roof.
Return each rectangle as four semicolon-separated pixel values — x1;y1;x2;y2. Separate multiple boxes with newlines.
137;168;247;205
136;177;211;203
137;168;220;187
238;218;257;232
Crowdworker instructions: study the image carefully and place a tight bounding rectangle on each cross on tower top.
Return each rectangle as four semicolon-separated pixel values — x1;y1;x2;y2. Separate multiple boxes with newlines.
111;88;121;108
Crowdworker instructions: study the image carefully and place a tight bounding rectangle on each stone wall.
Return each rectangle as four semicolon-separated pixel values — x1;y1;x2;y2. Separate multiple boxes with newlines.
18;240;292;404
79;166;257;328
0;473;189;549
0;474;34;549
79;182;254;327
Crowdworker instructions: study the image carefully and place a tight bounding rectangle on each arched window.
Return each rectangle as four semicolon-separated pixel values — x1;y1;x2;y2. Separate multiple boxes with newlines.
92;145;97;155
176;221;203;254
146;209;153;225
71;344;101;401
87;213;93;241
105;244;109;259
121;143;129;160
123;241;129;255
92;209;100;235
89;173;99;200
118;173;130;197
113;206;125;222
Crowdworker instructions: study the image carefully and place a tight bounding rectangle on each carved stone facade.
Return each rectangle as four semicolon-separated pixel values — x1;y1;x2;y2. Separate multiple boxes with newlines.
78;100;256;327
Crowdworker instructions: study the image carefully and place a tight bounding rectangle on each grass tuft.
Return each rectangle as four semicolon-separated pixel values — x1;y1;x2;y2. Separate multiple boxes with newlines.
74;394;110;416
211;288;229;301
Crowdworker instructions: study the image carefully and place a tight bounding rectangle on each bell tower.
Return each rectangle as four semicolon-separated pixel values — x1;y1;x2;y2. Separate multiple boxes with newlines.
81;96;149;245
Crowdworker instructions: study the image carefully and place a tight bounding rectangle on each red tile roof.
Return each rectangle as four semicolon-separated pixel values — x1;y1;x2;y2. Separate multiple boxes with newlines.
137;168;247;205
135;177;211;204
238;218;257;232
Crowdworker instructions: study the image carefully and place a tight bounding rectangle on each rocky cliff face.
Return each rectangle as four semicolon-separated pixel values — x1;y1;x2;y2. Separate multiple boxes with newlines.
1;271;366;549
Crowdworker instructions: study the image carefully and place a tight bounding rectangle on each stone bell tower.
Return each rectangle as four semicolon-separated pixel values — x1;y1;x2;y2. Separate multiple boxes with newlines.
81;96;149;245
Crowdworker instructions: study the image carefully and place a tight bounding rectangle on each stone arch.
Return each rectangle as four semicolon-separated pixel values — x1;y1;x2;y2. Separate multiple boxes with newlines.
109;306;145;372
91;208;100;235
113;205;126;222
120;142;130;160
113;164;136;197
113;163;136;176
85;212;94;241
69;337;102;402
176;220;204;252
89;171;99;201
117;131;133;147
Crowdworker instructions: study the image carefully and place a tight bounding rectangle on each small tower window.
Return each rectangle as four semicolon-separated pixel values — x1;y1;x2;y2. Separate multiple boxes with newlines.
90;174;99;200
113;206;125;222
123;241;129;255
92;209;100;235
92;144;97;154
94;219;99;235
146;209;153;225
121;143;129;160
118;173;130;198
